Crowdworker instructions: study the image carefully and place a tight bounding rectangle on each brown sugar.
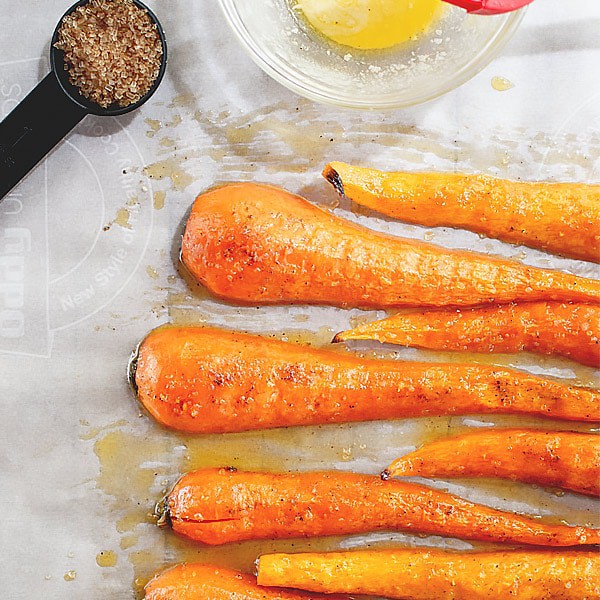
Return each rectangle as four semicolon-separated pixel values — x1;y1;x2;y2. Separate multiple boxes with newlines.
54;0;163;108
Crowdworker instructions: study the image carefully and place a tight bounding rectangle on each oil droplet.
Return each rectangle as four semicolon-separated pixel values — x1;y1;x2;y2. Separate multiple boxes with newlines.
116;512;147;535
153;191;166;211
134;576;149;596
491;76;514;92
159;136;176;147
96;550;118;568
272;326;336;347
145;118;161;131
120;534;139;550
349;314;376;329
513;251;528;261
113;208;132;230
145;118;161;138
293;314;310;323
146;266;159;280
167;114;182;128
92;427;170;573
80;419;129;441
169;94;195;108
169;307;208;326
143;158;194;191
63;571;76;582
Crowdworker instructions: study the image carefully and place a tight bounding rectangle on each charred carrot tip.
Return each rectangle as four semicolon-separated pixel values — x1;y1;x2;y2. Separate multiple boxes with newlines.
322;165;345;197
127;341;141;397
155;494;172;529
380;469;391;481
331;332;344;344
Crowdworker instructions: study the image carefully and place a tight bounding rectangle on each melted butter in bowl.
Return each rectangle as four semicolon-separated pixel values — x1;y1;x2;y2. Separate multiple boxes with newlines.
218;0;525;108
295;0;445;51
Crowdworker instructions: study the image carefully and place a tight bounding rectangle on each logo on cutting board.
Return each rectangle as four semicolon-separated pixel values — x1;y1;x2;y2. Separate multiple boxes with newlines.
0;59;153;357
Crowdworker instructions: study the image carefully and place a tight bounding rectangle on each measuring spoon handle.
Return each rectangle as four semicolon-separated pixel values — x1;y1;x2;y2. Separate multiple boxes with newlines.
0;72;87;201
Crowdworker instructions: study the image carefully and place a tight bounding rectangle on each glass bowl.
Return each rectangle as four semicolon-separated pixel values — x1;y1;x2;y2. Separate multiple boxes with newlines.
218;0;524;109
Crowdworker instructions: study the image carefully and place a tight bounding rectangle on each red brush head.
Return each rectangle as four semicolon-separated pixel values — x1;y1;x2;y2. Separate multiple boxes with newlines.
443;0;534;15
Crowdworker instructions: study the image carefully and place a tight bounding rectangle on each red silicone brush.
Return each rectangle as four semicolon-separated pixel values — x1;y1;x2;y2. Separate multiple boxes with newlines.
443;0;534;15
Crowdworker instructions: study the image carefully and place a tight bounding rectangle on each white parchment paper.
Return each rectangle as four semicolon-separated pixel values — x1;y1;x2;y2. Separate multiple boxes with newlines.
1;1;599;598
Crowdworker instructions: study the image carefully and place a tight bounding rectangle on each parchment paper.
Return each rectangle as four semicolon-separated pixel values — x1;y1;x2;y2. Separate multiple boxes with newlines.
1;1;599;598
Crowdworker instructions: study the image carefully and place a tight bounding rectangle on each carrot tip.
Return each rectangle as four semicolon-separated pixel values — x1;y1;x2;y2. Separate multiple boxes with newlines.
155;495;172;529
380;468;391;481
323;164;345;197
127;341;142;396
331;332;345;344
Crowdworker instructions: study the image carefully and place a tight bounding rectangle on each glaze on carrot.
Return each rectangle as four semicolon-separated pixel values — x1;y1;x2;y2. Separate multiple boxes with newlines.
385;429;600;497
180;183;600;309
144;563;347;600
323;162;600;263
333;301;600;368
166;468;600;547
133;327;599;433
257;549;600;599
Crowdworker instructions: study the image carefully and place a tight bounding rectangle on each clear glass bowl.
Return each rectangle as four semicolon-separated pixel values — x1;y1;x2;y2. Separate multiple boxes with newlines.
218;0;524;109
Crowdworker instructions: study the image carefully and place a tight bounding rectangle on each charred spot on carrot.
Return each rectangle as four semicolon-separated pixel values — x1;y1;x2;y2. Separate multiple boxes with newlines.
322;165;346;197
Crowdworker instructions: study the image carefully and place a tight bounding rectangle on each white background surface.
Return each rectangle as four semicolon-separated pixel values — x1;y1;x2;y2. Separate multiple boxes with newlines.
1;0;599;598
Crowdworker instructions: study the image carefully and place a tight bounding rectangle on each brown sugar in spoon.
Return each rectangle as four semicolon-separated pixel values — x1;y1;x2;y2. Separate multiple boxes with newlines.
0;0;167;201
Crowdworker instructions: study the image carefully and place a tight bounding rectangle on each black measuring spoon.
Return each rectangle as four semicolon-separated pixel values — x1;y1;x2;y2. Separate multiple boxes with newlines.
0;0;167;201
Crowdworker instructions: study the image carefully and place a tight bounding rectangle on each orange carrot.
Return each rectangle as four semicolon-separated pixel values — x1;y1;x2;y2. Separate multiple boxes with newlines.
385;429;600;497
144;563;347;599
132;327;599;433
333;301;600;368
166;468;600;547
180;183;600;309
257;549;600;599
323;162;600;263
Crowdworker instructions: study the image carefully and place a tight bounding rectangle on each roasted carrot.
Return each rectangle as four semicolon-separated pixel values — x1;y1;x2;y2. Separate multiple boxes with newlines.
166;468;600;546
333;301;600;368
144;563;347;599
323;162;600;263
181;183;600;309
384;429;600;497
257;549;600;599
133;326;599;433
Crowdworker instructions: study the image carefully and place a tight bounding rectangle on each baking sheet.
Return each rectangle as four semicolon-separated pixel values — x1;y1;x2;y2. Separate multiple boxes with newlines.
1;1;599;598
